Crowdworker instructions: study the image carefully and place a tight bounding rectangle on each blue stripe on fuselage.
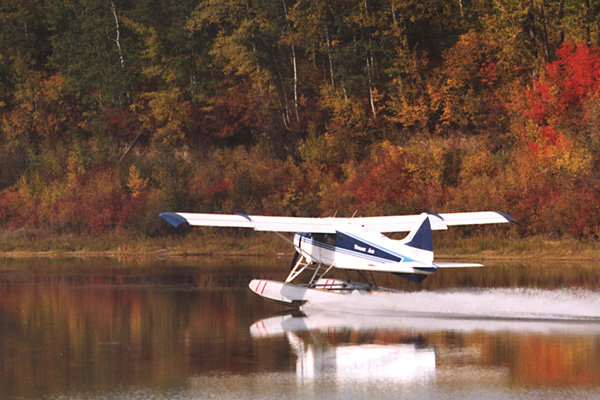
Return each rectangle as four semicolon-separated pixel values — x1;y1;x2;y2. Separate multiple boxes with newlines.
296;232;407;264
335;231;402;262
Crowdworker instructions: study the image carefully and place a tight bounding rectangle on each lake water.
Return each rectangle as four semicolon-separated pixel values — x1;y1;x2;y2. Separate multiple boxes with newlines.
1;256;600;399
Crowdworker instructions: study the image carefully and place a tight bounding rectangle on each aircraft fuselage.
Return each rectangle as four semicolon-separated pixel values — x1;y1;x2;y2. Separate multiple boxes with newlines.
293;223;436;276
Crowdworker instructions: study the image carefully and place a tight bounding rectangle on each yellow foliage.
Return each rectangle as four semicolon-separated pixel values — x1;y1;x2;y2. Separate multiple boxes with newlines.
460;151;496;179
212;31;257;78
127;165;148;199
66;150;85;192
123;16;179;84
132;89;189;147
16;175;40;208
2;74;69;141
550;145;593;178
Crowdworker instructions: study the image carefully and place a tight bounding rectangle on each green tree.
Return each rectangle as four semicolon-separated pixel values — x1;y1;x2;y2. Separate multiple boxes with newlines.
0;0;50;103
187;0;290;149
46;0;137;105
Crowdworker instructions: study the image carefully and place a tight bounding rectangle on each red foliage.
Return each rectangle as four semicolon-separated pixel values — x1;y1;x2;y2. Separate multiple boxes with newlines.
550;42;600;111
207;79;277;143
524;81;552;124
344;145;429;214
0;189;25;228
204;180;231;207
107;106;138;140
529;42;600;117
479;60;499;86
86;195;121;233
119;194;147;228
524;41;600;151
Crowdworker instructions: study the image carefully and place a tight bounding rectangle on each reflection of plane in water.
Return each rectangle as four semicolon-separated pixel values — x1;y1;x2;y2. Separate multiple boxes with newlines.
250;309;600;387
288;335;436;384
251;311;437;384
252;308;600;340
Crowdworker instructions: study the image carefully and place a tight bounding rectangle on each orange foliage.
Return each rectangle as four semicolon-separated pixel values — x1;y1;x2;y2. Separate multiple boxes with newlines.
0;189;25;227
344;142;433;215
6;4;600;241
2;74;74;146
433;30;508;132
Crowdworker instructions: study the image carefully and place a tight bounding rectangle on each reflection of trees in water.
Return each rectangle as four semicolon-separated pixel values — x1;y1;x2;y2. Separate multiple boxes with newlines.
0;256;286;290
257;314;600;387
0;258;599;398
346;261;600;291
0;264;284;397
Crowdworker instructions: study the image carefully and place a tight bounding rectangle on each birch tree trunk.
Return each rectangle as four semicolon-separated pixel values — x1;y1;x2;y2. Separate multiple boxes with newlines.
109;0;132;102
366;39;376;119
110;0;125;70
539;1;550;62
282;0;299;122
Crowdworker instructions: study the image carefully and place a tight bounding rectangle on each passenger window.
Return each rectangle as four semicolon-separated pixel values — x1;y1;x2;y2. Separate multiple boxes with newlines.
313;233;335;246
324;234;335;246
313;233;325;242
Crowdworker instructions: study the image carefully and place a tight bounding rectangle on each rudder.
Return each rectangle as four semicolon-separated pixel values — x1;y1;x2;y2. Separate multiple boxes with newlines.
403;213;434;252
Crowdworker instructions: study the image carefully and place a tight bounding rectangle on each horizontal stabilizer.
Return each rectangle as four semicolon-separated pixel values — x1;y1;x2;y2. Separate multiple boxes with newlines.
433;262;484;268
339;261;437;274
394;273;429;283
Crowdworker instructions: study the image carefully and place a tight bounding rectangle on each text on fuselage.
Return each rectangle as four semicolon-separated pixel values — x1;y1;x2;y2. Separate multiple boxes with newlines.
354;244;375;254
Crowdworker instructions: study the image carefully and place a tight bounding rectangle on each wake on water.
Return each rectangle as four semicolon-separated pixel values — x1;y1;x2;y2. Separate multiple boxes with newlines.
303;287;600;323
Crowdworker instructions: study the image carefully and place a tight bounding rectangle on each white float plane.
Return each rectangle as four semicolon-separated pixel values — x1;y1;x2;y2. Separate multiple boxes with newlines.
160;211;514;307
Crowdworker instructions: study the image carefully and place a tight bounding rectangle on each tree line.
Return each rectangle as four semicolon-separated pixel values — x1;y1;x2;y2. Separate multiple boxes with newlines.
1;0;600;238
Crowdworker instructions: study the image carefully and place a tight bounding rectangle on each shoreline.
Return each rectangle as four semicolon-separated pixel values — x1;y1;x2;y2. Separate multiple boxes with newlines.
1;230;599;262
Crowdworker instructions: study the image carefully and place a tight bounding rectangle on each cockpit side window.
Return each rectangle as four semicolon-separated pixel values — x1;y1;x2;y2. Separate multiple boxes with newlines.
312;233;336;246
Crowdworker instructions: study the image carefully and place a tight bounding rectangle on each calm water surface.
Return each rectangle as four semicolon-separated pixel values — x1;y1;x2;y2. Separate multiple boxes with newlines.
1;257;600;399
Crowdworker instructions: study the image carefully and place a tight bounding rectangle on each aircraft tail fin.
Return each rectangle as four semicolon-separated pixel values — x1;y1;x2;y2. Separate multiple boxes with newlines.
403;213;434;252
396;212;446;267
394;214;486;283
400;213;446;252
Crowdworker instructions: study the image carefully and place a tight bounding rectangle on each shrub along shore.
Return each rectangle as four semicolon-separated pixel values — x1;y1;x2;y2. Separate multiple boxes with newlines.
1;228;599;262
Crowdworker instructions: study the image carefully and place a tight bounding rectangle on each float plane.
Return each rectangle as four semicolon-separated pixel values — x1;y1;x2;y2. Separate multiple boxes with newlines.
160;211;515;307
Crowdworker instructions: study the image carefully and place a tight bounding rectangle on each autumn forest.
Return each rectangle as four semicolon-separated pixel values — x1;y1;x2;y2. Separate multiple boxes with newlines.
2;0;600;241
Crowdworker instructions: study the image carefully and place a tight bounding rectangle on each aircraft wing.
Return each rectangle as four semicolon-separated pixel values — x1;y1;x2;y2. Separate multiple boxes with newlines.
354;211;515;233
160;212;337;233
160;211;514;233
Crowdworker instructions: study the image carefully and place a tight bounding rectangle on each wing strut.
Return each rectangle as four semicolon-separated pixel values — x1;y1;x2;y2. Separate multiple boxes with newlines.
285;255;336;286
286;254;311;283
